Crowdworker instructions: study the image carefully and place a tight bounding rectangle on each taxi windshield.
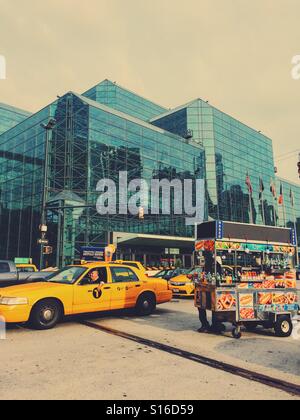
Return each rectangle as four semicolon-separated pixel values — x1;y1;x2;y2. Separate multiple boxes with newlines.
46;266;87;284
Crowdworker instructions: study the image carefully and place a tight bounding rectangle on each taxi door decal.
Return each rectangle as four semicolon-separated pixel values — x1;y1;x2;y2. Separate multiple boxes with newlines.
92;288;102;300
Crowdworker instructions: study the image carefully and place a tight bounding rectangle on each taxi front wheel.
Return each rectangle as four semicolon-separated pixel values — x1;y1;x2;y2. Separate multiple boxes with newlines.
29;299;63;330
135;294;156;316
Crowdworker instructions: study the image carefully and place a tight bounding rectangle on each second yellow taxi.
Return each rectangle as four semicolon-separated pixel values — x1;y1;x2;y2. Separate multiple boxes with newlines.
169;267;203;297
0;262;172;330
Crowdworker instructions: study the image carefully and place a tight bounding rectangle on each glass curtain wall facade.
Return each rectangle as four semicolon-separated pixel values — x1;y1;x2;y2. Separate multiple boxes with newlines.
152;99;276;227
276;178;300;238
0;104;57;261
0;92;205;266
83;79;167;122
0;103;32;135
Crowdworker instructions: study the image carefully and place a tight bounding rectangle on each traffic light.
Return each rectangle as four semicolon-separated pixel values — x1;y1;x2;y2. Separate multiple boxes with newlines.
138;206;145;220
43;246;53;255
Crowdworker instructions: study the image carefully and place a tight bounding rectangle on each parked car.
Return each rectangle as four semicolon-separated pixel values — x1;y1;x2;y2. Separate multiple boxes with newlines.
0;261;52;288
0;262;173;330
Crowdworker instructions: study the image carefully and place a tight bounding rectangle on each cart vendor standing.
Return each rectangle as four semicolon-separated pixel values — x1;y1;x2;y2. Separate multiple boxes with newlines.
198;252;224;333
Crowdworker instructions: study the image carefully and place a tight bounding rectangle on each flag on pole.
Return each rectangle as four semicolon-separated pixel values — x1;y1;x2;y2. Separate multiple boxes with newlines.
290;188;295;208
245;173;253;195
278;183;284;205
270;178;277;199
259;177;265;200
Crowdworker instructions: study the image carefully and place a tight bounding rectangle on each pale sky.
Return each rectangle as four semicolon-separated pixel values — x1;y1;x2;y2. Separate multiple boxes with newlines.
0;0;300;183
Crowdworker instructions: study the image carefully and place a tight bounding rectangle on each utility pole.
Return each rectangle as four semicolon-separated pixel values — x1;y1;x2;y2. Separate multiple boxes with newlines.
39;118;56;270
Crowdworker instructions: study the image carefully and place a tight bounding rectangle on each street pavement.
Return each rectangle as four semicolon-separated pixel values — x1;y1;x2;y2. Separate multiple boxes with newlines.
0;293;299;400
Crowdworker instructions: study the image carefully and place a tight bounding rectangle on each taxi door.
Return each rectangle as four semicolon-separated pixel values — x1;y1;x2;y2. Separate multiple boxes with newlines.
73;267;112;314
109;266;143;309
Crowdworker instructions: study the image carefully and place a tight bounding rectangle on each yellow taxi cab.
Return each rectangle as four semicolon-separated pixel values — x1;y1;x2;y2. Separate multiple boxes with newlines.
0;263;172;330
169;267;203;297
16;264;38;273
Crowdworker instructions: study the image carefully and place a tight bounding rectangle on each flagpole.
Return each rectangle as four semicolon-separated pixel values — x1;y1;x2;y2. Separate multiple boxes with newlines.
292;206;299;266
279;182;287;227
261;192;266;225
283;198;287;227
246;172;253;224
249;193;253;224
291;190;299;266
260;177;266;225
272;179;277;227
273;199;277;227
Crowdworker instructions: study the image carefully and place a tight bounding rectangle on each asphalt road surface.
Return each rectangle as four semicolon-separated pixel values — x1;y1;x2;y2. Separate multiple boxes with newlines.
0;287;299;400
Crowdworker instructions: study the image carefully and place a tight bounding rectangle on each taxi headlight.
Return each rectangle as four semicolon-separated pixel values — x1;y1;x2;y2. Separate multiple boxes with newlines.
0;297;29;306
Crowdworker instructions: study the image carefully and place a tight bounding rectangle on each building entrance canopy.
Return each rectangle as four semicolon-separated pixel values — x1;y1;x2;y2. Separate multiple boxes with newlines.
113;232;194;249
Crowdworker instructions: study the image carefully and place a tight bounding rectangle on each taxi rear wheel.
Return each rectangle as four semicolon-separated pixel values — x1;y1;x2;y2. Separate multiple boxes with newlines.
29;299;63;330
135;294;156;316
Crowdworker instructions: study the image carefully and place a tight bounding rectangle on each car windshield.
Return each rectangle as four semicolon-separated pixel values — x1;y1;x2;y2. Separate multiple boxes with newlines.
155;270;168;277
46;266;87;284
155;269;174;277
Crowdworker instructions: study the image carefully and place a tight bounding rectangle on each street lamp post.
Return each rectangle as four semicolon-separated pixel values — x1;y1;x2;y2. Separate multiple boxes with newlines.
39;118;56;270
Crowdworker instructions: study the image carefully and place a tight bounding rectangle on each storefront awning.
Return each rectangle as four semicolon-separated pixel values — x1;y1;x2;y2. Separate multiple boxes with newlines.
113;232;194;249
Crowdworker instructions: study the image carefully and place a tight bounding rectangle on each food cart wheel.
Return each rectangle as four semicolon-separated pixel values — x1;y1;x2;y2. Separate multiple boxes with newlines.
274;315;293;338
232;326;242;339
244;322;259;332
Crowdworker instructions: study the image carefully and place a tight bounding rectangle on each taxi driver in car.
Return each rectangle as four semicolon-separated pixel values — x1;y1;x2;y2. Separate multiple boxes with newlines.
88;269;106;288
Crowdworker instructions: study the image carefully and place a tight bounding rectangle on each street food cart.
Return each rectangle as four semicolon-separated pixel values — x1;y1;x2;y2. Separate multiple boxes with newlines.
195;221;299;339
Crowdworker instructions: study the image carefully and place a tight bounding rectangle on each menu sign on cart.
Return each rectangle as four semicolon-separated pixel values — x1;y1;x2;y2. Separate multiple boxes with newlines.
216;291;237;312
238;293;256;320
236;288;298;321
258;292;298;312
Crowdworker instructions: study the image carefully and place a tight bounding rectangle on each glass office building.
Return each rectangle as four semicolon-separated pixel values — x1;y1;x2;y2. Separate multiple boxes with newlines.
276;177;300;236
0;105;57;262
152;99;276;226
0;80;299;267
0;102;31;135
83;79;167;121
0;91;205;266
